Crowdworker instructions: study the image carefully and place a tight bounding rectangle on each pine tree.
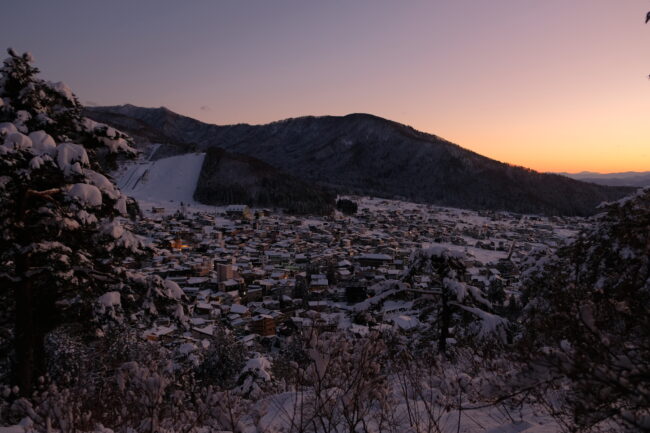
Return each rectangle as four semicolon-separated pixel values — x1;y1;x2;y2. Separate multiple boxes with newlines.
336;198;358;215
403;247;508;354
0;49;186;395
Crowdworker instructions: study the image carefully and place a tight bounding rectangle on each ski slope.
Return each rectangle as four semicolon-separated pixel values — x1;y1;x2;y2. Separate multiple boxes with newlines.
115;152;206;205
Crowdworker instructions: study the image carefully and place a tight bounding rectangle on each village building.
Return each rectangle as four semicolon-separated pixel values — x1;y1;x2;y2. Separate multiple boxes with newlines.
250;314;276;336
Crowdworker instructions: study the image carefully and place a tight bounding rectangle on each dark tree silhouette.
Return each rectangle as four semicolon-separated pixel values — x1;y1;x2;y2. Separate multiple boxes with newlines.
336;198;358;215
0;49;186;395
520;189;650;431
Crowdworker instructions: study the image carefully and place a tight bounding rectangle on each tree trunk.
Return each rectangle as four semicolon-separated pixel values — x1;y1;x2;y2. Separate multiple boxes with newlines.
14;253;37;396
12;188;45;396
439;289;450;354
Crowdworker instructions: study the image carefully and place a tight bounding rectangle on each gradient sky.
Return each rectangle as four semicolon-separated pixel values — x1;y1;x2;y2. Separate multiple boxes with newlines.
2;1;649;173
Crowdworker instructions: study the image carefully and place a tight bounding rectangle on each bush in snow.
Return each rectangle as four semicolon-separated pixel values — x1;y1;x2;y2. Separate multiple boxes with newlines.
196;327;247;389
2;323;259;433
269;329;392;433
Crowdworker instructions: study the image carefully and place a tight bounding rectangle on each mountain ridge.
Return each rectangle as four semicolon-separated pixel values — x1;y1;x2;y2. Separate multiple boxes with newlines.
558;171;650;187
85;105;635;216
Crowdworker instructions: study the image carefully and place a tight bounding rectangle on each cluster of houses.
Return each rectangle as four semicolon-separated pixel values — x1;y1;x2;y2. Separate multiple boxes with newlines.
131;199;584;350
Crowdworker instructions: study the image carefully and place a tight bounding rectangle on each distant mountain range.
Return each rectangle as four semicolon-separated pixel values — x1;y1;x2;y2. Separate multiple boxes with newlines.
85;105;635;216
559;171;650;187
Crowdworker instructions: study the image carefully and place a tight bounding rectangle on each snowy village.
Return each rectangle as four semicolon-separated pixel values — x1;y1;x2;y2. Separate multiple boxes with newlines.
1;2;650;433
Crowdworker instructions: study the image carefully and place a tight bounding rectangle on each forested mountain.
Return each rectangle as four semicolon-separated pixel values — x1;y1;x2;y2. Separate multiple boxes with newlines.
194;147;335;215
86;105;634;216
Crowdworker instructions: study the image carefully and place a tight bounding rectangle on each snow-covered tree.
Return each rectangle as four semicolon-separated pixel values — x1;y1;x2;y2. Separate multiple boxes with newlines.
403;247;508;354
0;49;135;166
521;189;650;431
0;49;185;395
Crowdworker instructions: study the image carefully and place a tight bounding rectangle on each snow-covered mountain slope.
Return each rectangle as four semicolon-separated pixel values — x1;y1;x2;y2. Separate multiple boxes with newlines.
114;151;205;205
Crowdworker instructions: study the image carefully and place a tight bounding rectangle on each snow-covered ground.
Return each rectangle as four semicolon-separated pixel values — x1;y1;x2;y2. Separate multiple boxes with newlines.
113;150;235;218
115;151;205;205
256;394;559;433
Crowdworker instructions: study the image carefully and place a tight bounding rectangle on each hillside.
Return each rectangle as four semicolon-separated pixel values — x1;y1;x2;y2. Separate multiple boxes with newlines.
194;147;335;215
85;105;635;216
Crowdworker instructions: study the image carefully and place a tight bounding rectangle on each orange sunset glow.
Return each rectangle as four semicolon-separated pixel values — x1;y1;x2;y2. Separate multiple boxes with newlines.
2;0;649;173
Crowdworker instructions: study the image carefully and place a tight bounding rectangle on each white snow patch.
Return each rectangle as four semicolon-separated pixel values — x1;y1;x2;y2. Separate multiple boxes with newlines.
115;152;205;205
101;220;124;239
114;195;127;215
85;169;119;199
230;303;248;314
393;315;419;330
67;183;102;207
0;122;18;137
28;131;56;156
97;291;121;315
29;156;44;170
56;142;89;173
459;305;508;340
243;356;272;382
177;342;198;355
4;132;32;150
46;81;75;102
163;279;184;300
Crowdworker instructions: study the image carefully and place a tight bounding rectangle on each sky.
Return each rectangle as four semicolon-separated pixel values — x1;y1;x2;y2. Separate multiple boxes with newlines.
1;1;649;173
